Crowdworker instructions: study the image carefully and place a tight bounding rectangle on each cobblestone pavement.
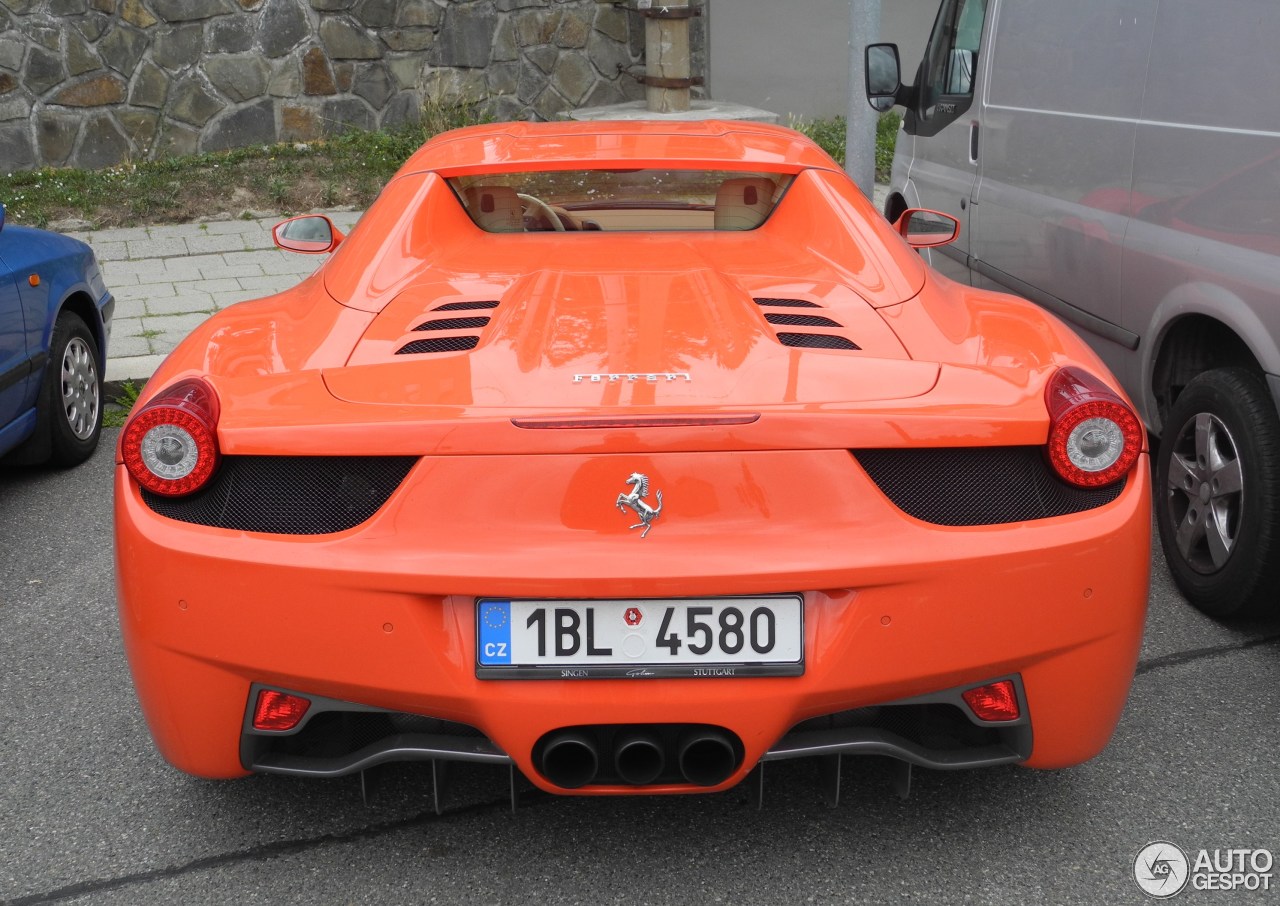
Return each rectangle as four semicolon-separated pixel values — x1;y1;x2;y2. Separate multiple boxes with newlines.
75;209;363;383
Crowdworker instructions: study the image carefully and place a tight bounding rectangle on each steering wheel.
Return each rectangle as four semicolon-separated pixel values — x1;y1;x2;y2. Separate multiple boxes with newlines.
517;192;566;232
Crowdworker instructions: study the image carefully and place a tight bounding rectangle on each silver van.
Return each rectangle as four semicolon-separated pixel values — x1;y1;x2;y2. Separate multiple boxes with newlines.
866;0;1280;618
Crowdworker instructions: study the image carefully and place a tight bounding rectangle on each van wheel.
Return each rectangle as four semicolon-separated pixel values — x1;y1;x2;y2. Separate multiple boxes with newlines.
1155;368;1280;618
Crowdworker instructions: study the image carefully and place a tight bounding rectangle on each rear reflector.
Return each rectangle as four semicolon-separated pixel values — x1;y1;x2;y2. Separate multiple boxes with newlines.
961;680;1020;722
252;690;311;731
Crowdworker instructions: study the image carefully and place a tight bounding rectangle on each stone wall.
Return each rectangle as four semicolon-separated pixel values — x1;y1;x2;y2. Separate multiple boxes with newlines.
0;0;657;172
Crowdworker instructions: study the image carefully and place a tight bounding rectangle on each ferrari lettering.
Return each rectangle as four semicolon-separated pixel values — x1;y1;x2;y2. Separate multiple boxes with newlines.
572;372;692;383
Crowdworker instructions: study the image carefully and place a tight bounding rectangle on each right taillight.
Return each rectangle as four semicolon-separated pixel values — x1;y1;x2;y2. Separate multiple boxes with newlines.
1044;366;1143;488
252;690;311;731
121;378;221;496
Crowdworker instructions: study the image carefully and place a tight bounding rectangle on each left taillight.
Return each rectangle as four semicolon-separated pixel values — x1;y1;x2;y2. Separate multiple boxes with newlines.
1044;366;1143;488
121;378;221;496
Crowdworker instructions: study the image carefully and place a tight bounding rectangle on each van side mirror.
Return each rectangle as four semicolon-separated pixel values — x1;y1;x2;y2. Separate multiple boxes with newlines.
272;214;344;254
893;208;960;248
865;43;902;113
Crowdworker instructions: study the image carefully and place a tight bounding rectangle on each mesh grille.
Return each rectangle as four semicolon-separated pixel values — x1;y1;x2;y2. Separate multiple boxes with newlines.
435;300;499;311
853;446;1125;525
755;298;819;308
259;711;487;761
777;333;860;350
397;336;480;355
789;703;1001;751
142;456;417;534
765;313;843;328
414;316;490;331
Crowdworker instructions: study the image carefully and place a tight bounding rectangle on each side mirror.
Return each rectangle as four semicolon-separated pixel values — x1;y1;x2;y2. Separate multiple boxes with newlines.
272;214;344;254
893;208;960;248
0;202;6;234
865;43;902;113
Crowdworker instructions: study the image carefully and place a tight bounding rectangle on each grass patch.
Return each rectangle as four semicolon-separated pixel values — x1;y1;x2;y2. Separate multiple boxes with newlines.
791;112;901;182
1;101;894;231
102;379;141;428
0;98;492;230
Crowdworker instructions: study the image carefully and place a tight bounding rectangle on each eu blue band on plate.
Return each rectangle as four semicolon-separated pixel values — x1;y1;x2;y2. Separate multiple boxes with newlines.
478;600;512;665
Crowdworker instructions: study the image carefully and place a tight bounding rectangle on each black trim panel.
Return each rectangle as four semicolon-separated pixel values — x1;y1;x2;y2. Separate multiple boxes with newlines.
0;350;46;394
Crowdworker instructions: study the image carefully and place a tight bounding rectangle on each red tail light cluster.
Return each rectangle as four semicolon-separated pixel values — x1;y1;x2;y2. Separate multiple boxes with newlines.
962;680;1021;722
1044;367;1142;488
121;378;221;497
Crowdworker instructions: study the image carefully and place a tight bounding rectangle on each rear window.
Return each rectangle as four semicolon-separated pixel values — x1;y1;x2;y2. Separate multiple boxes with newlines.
449;169;794;233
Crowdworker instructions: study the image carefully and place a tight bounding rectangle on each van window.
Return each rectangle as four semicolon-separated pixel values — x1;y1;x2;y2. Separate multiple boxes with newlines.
915;0;986;134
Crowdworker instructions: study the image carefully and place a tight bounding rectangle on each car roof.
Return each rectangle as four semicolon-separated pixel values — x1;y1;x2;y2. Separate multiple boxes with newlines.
399;120;843;176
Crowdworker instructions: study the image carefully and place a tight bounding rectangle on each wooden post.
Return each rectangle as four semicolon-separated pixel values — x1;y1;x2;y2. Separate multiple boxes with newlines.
644;0;692;113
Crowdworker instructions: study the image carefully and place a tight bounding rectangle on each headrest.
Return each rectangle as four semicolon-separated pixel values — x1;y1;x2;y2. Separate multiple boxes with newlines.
714;177;777;231
464;185;523;233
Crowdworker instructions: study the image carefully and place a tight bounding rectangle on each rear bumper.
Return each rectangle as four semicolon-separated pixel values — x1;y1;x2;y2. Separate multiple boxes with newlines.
240;675;1032;779
114;450;1151;793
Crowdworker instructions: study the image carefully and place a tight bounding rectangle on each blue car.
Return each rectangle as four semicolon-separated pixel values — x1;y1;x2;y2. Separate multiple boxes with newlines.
0;203;113;465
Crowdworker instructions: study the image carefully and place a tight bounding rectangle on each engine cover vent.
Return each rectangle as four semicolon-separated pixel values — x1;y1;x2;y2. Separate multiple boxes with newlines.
414;316;490;332
765;313;843;328
754;298;820;308
434;300;500;311
397;336;480;355
776;333;861;350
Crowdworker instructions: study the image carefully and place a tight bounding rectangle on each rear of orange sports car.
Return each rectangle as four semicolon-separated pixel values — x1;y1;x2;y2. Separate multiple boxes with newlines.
114;121;1150;798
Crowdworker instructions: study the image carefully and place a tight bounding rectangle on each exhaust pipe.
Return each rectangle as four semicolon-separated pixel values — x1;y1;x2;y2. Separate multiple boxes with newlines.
539;731;599;789
614;732;666;785
678;728;738;787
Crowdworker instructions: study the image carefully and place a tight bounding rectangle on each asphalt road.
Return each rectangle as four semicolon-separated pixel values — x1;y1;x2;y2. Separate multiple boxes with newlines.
3;435;1279;905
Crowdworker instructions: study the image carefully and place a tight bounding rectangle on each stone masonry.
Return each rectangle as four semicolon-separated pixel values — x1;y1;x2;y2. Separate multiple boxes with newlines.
0;0;662;171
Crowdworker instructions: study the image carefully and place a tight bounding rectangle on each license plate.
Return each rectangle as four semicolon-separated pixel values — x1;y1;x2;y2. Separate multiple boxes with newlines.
475;596;804;679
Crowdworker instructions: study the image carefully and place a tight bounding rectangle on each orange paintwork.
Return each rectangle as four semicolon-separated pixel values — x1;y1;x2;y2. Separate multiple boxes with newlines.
114;121;1151;791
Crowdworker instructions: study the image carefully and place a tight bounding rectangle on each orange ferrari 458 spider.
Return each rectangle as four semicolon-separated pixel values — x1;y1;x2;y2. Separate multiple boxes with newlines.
114;121;1150;802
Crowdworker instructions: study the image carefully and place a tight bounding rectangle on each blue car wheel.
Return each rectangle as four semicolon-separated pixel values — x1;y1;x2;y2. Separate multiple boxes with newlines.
45;311;102;465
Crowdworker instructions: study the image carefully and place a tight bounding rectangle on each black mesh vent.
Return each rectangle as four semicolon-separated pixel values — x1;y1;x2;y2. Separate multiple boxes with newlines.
397;336;480;355
777;333;860;350
853;446;1125;525
789;704;1002;751
414;316;490;331
755;298;819;308
142;456;417;534
266;712;485;760
765;313;843;328
435;300;499;311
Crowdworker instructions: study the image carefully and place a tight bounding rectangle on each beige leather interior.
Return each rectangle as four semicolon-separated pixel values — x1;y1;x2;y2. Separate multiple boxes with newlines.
464;186;524;232
714;177;777;231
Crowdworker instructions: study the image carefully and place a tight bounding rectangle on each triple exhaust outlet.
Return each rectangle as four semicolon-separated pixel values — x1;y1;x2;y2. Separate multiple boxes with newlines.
538;726;741;789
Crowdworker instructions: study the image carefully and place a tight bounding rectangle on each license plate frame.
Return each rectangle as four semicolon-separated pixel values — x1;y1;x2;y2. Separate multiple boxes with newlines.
475;595;805;679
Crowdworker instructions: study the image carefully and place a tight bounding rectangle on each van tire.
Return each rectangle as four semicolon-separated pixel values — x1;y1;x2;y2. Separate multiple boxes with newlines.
1154;368;1280;618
